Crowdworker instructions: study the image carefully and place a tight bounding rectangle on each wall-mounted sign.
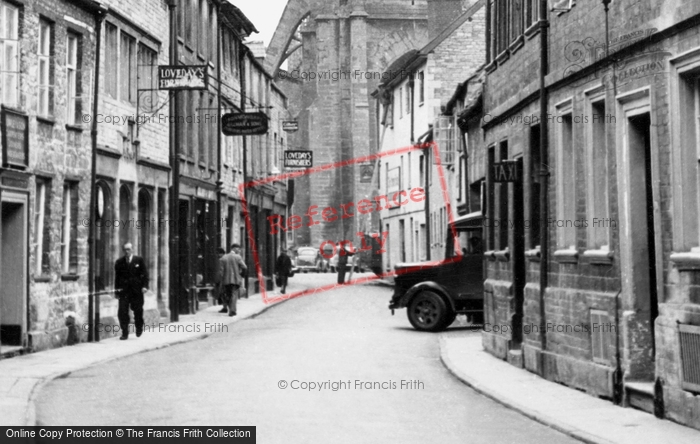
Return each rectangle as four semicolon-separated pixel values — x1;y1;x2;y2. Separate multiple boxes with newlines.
282;120;299;132
360;163;374;183
2;107;28;169
221;112;269;136
492;160;521;183
158;65;208;90
284;150;313;168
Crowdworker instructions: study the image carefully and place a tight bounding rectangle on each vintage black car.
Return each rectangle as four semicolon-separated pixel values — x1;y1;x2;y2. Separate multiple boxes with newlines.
389;212;484;332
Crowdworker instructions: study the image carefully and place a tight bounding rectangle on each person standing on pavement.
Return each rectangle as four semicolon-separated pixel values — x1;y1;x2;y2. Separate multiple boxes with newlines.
336;243;355;284
114;242;149;340
220;243;247;316
215;247;228;312
275;248;293;294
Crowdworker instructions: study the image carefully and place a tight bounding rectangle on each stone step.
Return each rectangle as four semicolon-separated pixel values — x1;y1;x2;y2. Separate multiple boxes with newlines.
626;381;655;414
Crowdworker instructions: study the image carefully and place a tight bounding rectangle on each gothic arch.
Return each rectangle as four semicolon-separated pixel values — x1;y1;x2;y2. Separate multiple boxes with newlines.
264;0;314;75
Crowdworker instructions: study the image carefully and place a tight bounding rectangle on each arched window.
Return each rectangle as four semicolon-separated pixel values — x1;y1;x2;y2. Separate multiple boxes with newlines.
138;188;151;270
95;182;113;291
119;184;131;249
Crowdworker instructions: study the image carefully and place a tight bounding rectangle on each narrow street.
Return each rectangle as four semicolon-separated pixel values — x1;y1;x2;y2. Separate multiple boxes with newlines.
35;274;577;443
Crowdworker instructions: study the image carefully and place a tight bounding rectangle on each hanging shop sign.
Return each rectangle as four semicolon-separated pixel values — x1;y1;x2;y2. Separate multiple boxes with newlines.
284;150;313;168
282;120;299;132
158;65;208;90
221;112;269;136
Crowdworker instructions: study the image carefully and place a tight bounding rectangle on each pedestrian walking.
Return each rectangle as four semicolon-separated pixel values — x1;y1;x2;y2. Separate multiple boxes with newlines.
219;243;247;316
114;242;149;340
275;248;293;294
215;247;228;312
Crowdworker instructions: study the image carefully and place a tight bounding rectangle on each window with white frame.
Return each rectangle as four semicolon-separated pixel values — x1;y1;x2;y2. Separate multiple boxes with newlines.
418;71;424;105
556;100;576;249
61;182;79;275
586;93;609;250
399;86;403;118
38;19;53;117
34;178;52;276
0;2;19;106
406;82;411;115
66;33;79;124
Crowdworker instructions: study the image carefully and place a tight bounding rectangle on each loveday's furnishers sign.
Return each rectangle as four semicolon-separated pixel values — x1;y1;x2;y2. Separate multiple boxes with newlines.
284;150;313;168
158;65;208;90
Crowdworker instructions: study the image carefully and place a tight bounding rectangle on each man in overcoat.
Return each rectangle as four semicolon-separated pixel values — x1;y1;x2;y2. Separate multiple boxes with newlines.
114;242;149;340
220;243;247;316
275;248;293;294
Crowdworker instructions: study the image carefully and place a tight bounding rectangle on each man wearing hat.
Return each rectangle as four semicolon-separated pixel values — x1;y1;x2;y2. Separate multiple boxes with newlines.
219;243;247;316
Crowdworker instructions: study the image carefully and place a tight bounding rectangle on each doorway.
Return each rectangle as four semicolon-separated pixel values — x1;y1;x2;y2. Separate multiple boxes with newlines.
617;90;659;382
626;112;658;374
1;198;27;347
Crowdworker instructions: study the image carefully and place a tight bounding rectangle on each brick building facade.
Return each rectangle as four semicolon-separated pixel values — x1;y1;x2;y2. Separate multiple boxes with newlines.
473;0;700;430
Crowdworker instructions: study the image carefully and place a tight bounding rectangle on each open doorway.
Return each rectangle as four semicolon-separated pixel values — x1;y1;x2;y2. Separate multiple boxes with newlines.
1;197;28;348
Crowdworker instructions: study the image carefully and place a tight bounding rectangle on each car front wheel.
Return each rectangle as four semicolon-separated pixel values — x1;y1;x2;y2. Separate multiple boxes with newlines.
407;290;450;332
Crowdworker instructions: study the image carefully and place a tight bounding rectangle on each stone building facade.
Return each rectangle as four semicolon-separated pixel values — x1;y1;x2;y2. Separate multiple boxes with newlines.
0;0;103;354
475;0;700;430
1;0;291;355
94;0;171;336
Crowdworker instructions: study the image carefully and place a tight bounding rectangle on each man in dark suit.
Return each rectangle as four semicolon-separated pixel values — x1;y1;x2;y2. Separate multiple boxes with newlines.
115;242;149;340
219;243;247;316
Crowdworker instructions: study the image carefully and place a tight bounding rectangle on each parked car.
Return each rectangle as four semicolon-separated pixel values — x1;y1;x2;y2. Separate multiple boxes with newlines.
329;252;364;273
389;212;484;332
295;246;328;272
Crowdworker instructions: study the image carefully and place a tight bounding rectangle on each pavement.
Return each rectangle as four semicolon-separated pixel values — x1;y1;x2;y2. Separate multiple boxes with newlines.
2;277;700;444
0;284;297;427
440;332;700;444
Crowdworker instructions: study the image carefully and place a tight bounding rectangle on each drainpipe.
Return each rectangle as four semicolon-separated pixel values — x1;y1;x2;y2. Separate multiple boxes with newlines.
425;138;431;261
88;4;107;342
240;46;249;292
410;75;415;144
167;0;180;322
538;0;550;368
216;2;223;253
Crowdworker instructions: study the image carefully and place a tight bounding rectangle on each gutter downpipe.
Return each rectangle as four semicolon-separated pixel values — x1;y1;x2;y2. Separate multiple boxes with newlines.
167;0;180;322
538;0;550;371
240;46;249;292
216;2;223;254
88;4;107;342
